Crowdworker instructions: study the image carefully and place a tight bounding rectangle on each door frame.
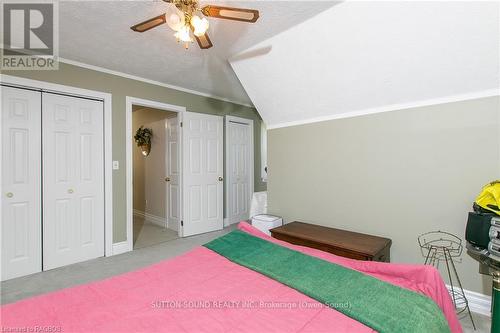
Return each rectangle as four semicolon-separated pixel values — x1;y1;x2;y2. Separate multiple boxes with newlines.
224;115;254;226
125;97;185;251
0;74;114;257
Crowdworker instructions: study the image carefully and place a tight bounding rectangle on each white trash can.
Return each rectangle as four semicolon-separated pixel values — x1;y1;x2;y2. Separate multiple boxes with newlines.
251;215;283;236
249;191;267;218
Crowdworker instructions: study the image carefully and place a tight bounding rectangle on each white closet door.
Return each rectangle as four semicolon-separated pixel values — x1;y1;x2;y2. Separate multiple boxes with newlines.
227;121;252;224
42;93;104;270
166;117;180;232
1;86;42;281
182;112;223;236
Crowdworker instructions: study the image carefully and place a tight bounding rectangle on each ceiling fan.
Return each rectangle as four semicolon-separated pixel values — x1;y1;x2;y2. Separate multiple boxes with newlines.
130;0;260;50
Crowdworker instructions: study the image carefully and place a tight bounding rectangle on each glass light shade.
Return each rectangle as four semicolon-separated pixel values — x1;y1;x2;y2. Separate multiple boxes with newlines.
174;25;193;43
190;15;209;37
165;5;185;31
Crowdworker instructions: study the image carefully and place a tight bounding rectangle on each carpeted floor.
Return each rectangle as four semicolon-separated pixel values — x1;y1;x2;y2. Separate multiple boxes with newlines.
1;224;237;305
133;216;179;249
460;311;489;333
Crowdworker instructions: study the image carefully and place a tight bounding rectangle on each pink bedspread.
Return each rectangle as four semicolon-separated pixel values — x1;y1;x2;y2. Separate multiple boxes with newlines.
1;222;461;333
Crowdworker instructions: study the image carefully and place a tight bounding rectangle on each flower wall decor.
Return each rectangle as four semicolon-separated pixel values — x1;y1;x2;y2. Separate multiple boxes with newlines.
134;126;153;156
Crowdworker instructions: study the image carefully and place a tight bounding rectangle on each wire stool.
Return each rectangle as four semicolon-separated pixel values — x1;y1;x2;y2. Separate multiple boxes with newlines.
418;231;476;330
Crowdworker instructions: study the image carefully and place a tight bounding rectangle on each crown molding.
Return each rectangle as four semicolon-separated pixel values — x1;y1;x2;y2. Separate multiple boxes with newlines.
266;89;500;130
58;57;254;108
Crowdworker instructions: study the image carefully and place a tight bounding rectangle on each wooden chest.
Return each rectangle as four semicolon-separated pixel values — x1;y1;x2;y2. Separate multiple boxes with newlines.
270;222;392;262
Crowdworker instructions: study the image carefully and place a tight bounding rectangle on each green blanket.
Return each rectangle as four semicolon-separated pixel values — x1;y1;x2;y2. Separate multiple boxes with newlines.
204;230;450;333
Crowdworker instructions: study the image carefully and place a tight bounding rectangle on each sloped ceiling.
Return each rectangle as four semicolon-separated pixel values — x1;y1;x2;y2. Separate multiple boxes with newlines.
230;1;500;127
57;1;337;106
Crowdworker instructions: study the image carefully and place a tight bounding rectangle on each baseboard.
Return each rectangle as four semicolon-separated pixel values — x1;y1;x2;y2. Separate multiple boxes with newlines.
112;241;131;255
225;216;248;226
133;209;166;228
463;288;491;317
446;284;491;317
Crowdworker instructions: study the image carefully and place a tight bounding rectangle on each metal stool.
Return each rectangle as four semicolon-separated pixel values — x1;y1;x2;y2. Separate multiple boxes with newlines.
418;231;476;329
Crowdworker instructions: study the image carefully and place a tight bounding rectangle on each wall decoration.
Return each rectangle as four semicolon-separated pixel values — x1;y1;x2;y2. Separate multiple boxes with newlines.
134;126;153;156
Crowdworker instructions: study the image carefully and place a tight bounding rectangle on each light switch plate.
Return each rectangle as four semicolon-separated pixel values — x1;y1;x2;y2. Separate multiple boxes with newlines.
112;161;119;170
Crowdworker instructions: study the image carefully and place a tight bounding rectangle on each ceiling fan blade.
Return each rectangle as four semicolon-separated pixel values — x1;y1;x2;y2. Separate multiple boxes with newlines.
201;5;259;23
194;32;213;49
131;14;166;32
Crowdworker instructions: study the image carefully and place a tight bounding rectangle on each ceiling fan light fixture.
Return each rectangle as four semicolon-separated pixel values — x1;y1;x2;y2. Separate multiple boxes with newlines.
174;25;193;46
190;15;209;37
165;4;185;31
131;0;260;50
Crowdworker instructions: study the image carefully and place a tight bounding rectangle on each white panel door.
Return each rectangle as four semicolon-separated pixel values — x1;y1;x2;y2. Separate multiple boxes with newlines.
227;121;252;224
166;117;180;232
42;93;104;270
1;86;42;281
182;112;223;236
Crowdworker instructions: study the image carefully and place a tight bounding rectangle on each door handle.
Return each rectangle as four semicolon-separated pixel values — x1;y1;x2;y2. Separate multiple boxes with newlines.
165;177;171;182
218;177;224;181
67;189;74;194
5;192;13;198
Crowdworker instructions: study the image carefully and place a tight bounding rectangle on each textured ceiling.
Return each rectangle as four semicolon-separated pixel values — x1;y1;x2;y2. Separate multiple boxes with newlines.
230;1;500;127
58;1;337;105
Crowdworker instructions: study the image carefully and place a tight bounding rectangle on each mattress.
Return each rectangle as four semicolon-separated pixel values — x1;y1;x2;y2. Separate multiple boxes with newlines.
0;222;461;332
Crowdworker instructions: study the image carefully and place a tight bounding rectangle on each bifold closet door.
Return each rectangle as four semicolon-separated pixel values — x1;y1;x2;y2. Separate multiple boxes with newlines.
1;86;42;281
42;93;105;270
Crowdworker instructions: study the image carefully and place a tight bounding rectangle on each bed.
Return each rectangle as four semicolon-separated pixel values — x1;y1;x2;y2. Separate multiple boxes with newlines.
1;222;461;332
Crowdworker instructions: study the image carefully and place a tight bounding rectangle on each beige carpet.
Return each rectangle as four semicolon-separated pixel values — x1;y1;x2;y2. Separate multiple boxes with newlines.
133;216;179;249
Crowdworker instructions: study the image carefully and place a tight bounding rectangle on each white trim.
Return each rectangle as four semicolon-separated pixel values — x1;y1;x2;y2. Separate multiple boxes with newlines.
133;210;168;228
127;97;186;114
164;118;179;233
260;121;268;183
0;74;114;258
224;116;254;226
133;209;143;219
112;241;130;256
445;284;491;317
59;58;254;108
267;89;500;130
126;97;185;251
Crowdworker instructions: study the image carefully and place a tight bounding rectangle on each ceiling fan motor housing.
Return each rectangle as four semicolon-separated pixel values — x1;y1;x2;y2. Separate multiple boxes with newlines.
172;0;199;15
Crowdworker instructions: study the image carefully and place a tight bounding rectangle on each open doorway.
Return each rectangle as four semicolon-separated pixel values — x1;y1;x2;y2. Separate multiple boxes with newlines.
132;105;179;249
126;97;227;250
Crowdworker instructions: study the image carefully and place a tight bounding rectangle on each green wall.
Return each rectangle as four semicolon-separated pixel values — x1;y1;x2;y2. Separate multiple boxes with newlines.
3;62;266;242
268;96;499;295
